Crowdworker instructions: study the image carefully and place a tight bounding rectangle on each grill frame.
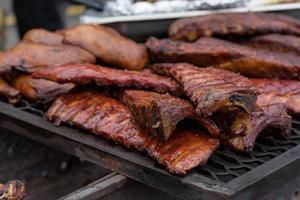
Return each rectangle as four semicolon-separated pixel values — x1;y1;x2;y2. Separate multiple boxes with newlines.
1;99;300;200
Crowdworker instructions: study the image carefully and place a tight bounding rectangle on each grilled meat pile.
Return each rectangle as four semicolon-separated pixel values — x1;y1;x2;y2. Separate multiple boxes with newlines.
0;12;299;175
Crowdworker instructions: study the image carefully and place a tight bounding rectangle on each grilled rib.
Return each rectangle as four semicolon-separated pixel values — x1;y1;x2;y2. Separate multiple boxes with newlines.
0;180;26;200
226;104;291;152
251;79;300;116
246;34;300;56
0;77;20;104
23;28;64;45
32;63;181;95
151;63;258;117
47;90;219;175
146;37;300;80
62;24;148;70
169;12;300;41
0;42;96;75
119;90;220;139
12;74;75;103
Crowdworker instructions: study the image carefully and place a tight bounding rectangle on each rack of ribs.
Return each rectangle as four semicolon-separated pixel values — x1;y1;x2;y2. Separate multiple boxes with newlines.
0;180;26;200
251;79;300;116
225;104;291;152
245;34;300;56
169;12;300;41
0;42;96;75
12;74;75;104
151;63;258;117
119;90;220;139
61;24;148;70
146;37;300;80
0;77;20;104
32;63;181;95
23;28;64;45
47;90;219;175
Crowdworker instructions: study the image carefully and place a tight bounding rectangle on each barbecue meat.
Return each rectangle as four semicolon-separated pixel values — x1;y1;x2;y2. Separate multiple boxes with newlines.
246;34;300;56
32;63;181;95
0;77;20;104
169;12;300;41
12;74;75;103
226;104;291;152
0;180;26;200
0;42;96;74
251;79;300;116
146;37;300;80
62;24;148;70
120;90;220;139
47;90;219;175
151;63;258;117
23;28;64;45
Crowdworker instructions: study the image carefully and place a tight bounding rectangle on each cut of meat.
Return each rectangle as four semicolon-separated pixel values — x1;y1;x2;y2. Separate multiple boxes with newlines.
146;37;300;80
12;74;75;103
151;63;258;117
119;90;220;139
23;28;64;45
62;24;148;70
32;63;181;96
225;104;291;152
169;12;300;41
246;34;300;56
0;42;96;74
0;77;20;104
251;79;300;116
47;90;219;175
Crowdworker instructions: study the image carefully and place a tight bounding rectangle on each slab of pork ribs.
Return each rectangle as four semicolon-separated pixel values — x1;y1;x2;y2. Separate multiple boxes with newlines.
251;79;300;116
32;63;181;96
0;42;96;75
47;90;219;175
169;12;300;41
119;90;220;140
146;37;300;80
0;78;20;104
12;74;75;104
246;34;300;56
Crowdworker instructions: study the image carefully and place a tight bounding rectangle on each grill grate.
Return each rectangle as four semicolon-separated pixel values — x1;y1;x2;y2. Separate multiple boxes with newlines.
14;99;300;183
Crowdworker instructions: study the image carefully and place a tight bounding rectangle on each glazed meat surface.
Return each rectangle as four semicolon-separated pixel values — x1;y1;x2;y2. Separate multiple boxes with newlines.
32;63;181;95
0;78;20;104
62;24;148;70
169;12;300;41
23;28;64;45
12;74;75;103
251;79;300;116
47;90;219;175
246;34;300;56
0;180;26;200
0;42;96;74
226;104;291;152
146;37;300;80
151;63;258;117
120;90;220;139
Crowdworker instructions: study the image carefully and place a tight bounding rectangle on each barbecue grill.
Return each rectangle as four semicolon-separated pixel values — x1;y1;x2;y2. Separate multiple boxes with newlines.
0;98;300;200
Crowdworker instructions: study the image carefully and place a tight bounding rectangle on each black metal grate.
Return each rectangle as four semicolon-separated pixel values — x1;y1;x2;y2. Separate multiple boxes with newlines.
13;99;300;183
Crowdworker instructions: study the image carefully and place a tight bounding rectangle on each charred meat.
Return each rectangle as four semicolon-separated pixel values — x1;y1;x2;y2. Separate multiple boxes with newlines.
47;90;219;175
251;79;300;116
151;63;258;117
12;74;75;103
0;78;20;104
0;42;96;74
246;34;300;56
32;63;181;95
146;37;300;80
62;24;148;70
169;12;300;41
120;90;220;139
